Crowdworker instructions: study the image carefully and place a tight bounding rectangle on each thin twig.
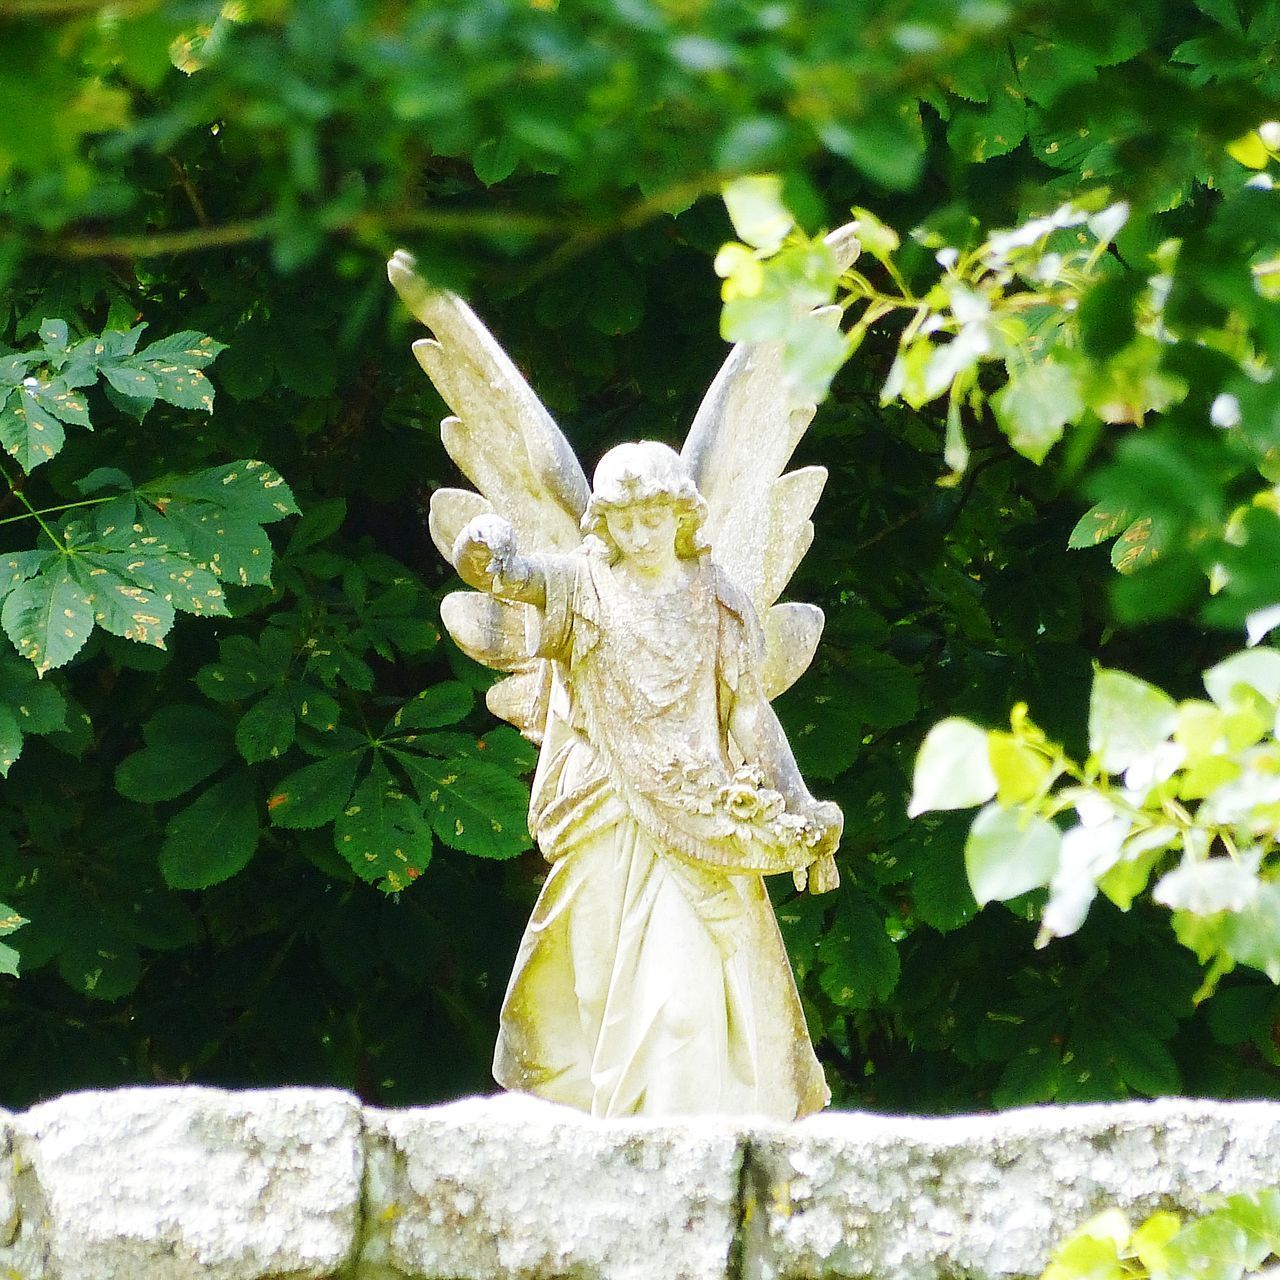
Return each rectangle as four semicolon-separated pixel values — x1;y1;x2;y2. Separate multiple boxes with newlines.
167;156;211;228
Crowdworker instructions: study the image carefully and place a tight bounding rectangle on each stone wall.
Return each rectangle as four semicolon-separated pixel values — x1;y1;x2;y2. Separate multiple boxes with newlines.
1;1088;1278;1279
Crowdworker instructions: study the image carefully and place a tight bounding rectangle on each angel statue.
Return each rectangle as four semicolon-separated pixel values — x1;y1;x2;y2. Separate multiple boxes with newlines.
388;232;856;1121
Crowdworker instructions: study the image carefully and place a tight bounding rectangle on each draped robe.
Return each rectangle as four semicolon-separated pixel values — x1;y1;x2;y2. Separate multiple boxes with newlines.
491;547;829;1119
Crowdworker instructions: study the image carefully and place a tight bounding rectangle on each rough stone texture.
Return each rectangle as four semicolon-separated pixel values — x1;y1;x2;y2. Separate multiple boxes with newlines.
358;1093;744;1280
0;1090;1278;1279
16;1086;363;1280
746;1099;1280;1280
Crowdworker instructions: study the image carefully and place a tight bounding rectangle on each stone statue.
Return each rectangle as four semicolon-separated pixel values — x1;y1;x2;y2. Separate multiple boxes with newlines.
388;236;855;1120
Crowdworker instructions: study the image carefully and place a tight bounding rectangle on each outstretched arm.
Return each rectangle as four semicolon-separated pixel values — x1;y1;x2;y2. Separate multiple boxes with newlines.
452;514;547;607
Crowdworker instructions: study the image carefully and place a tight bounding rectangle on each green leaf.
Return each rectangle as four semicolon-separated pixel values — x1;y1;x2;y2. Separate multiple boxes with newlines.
0;550;51;602
1068;503;1131;549
124;330;226;412
946;85;1027;163
268;753;362;830
1216;1189;1280;1265
816;884;900;1008
993;1045;1063;1108
390;681;474;732
1088;668;1177;774
0;648;67;774
101;360;158;402
157;503;276;587
722;174;792;252
1;558;94;673
334;761;431;891
144;460;298;524
235;687;296;763
136;330;226;368
776;673;861;782
1162;1214;1252;1280
57;934;141;1001
473;135;520;186
1099;1015;1181;1096
196;633;291;702
0;901;28;937
1203;648;1280;709
991;358;1084;463
0;705;20;777
965;803;1061;905
987;732;1052;804
0;941;18;978
68;555;175;649
1109;516;1163;575
818;104;925;189
116;704;234;802
394;750;530;859
159;774;260;889
909;717;997;815
0;384;67;470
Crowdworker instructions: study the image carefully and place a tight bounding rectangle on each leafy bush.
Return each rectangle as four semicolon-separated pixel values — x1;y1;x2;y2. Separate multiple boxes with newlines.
0;0;1278;1111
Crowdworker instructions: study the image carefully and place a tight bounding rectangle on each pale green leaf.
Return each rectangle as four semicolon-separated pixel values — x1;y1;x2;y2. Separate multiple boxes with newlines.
1203;648;1280;709
0;900;28;937
909;718;997;816
1067;503;1131;549
965;803;1061;905
0;385;67;471
68;556;175;649
722;174;792;252
1088;668;1177;774
991;358;1084;463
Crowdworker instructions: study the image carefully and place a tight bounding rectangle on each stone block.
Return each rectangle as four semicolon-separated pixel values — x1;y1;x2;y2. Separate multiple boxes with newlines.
743;1099;1280;1280
357;1093;744;1280
19;1086;364;1280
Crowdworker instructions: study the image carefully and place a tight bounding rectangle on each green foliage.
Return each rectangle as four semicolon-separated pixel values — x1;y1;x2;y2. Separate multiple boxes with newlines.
0;0;1278;1115
911;650;1280;998
1041;1192;1280;1280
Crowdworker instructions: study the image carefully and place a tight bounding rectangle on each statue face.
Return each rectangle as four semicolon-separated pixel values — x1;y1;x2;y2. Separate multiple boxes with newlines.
603;502;679;573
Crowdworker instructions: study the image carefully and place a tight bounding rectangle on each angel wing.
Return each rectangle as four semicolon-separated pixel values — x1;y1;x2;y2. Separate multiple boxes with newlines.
388;250;588;739
681;223;860;700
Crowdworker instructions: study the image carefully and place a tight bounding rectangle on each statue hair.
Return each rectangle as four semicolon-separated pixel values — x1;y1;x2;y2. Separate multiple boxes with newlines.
581;440;710;562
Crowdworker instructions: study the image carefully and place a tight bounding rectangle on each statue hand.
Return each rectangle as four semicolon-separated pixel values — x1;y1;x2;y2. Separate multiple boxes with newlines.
808;799;843;857
453;514;518;590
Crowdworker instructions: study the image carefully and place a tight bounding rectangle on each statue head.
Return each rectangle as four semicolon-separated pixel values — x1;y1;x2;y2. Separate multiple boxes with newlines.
581;441;710;562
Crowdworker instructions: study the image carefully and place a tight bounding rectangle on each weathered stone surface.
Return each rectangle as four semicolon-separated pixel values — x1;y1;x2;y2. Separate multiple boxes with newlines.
745;1099;1280;1280
19;1086;363;1280
357;1093;744;1280
2;1089;1280;1280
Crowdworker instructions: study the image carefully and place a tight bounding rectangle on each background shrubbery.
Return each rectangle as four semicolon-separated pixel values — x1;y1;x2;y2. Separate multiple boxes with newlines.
1;0;1279;1112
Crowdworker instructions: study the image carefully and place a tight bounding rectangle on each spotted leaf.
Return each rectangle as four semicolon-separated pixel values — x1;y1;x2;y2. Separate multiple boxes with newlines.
1;558;94;673
334;760;431;891
392;749;530;860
